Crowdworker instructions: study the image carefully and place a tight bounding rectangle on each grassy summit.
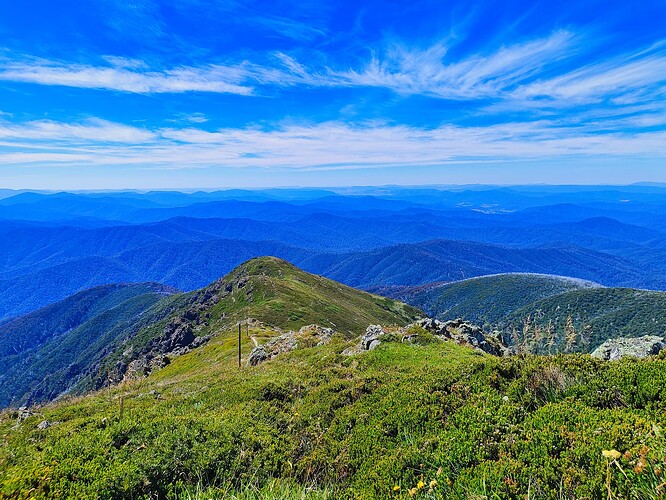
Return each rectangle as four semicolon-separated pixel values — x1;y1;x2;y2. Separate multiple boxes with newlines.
208;256;422;335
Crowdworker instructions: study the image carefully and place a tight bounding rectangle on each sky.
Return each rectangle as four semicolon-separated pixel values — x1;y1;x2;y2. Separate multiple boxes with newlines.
0;0;665;189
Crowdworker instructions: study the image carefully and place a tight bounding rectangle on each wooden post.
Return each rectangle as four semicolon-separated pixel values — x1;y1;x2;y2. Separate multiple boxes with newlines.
238;323;242;368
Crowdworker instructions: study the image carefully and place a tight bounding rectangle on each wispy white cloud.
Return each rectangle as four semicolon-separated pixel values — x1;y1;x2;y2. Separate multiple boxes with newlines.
0;118;156;143
0;57;255;95
1;30;664;114
1;118;664;170
329;30;575;98
512;43;666;104
247;14;327;41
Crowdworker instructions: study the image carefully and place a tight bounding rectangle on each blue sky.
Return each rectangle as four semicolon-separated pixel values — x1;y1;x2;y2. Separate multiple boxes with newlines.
0;0;665;189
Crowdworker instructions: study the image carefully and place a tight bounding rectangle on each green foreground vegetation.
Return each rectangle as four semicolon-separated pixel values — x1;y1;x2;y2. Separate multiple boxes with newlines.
2;324;666;499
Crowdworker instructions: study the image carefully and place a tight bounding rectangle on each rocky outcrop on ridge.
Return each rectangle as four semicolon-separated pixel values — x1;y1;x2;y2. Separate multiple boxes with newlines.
591;335;666;360
248;324;335;366
342;318;509;356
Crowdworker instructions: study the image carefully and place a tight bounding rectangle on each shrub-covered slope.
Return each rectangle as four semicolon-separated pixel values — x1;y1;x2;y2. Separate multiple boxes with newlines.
2;318;666;499
400;274;666;354
396;273;601;327
504;287;666;353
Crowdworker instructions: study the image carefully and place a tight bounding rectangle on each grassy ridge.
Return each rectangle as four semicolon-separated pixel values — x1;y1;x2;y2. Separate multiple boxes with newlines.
212;257;422;336
0;257;422;408
2;322;666;499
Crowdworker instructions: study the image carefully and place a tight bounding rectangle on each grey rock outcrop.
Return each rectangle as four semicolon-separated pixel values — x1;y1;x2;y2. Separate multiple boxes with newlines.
247;324;335;366
94;277;245;390
361;325;385;350
591;336;666;360
411;318;506;356
347;318;508;356
37;420;51;430
17;406;33;422
248;346;268;366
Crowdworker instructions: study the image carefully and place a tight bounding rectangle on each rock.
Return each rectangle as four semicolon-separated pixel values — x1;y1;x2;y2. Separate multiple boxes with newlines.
344;318;509;357
361;325;385;350
413;318;447;335
297;324;335;346
17;406;33;422
151;354;171;369
248;346;268;366
247;324;335;365
37;420;51;430
157;318;195;353
123;358;150;381
404;318;506;356
11;407;34;430
592;336;666;360
341;345;362;356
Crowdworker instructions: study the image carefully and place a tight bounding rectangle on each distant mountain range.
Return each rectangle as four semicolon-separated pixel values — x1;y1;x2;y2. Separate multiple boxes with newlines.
2;185;666;333
0;237;658;321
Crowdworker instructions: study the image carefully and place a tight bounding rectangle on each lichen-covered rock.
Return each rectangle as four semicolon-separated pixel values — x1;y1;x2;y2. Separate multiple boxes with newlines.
296;324;334;347
361;325;385;350
591;336;666;360
247;324;336;365
248;346;268;366
37;420;51;430
408;318;506;356
17;406;33;422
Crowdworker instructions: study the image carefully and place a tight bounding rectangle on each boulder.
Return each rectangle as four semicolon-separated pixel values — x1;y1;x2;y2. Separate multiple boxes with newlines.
17;406;33;422
407;318;506;356
37;420;51;430
591;336;666;360
361;325;385;350
247;324;335;365
248;346;268;366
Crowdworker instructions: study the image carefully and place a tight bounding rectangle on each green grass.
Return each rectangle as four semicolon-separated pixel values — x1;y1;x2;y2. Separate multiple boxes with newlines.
2;321;666;499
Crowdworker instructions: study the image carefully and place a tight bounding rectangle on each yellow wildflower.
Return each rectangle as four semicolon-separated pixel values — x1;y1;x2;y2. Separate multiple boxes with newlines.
417;480;425;489
429;479;438;488
409;487;418;496
602;449;622;460
393;485;400;492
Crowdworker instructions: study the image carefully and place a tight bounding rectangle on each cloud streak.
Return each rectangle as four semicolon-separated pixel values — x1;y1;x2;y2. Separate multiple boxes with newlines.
0;57;255;95
2;31;664;116
1;118;664;171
